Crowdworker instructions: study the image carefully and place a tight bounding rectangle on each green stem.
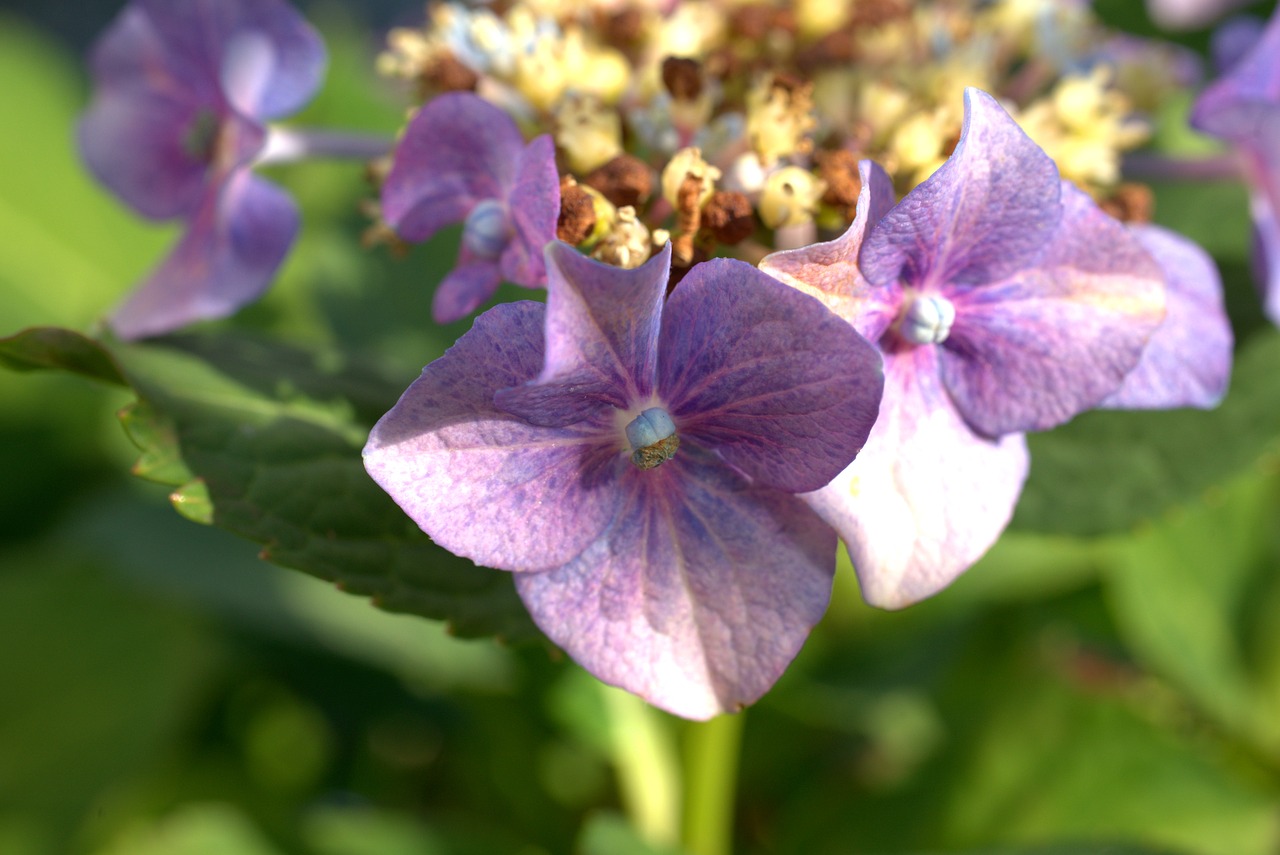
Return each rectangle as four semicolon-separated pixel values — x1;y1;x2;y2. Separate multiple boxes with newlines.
600;683;682;847
682;711;745;855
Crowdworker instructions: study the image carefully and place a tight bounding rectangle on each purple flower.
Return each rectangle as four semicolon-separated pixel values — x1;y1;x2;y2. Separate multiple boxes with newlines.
1147;0;1252;30
363;242;883;718
79;0;326;340
761;88;1167;608
380;93;560;324
1191;7;1280;326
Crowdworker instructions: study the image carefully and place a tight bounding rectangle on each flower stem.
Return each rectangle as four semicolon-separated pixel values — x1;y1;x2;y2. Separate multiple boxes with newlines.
257;126;393;165
1122;151;1241;182
600;683;682;847
682;711;745;855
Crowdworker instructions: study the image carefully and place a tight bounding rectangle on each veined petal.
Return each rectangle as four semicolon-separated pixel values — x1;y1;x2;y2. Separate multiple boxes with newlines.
515;442;836;719
660;259;884;494
496;243;670;426
500;135;560;289
1102;224;1233;409
859;88;1062;292
110;170;297;340
382;93;526;242
364;302;623;573
938;182;1166;436
805;347;1029;609
759;160;900;342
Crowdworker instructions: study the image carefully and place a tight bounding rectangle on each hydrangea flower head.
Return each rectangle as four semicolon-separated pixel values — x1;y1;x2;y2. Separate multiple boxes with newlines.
762;88;1168;608
380;93;560;324
1191;6;1280;326
364;243;883;718
79;0;326;339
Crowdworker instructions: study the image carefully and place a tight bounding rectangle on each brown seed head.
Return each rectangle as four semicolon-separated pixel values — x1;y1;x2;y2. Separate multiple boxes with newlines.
585;153;654;209
702;191;755;245
557;176;597;244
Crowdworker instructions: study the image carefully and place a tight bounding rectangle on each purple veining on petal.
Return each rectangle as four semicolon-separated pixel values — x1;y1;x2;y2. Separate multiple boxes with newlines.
759;160;900;342
111;170;299;340
802;346;1028;610
859;88;1062;293
364;302;623;573
660;258;884;494
514;441;836;720
501;135;560;289
1101;225;1233;409
938;181;1165;436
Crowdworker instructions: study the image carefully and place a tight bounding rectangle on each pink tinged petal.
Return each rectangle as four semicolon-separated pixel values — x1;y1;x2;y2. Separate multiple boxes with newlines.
496;243;671;426
1102;225;1233;409
431;257;503;325
859;88;1062;292
1250;187;1280;325
804;347;1029;610
381;93;525;242
110;170;298;340
660;259;884;493
514;444;836;719
500;135;560;288
363;302;624;573
759;160;901;341
938;182;1166;436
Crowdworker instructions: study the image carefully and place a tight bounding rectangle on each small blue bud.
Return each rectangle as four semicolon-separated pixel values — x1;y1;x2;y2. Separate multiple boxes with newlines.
901;293;956;345
462;199;511;260
625;407;679;470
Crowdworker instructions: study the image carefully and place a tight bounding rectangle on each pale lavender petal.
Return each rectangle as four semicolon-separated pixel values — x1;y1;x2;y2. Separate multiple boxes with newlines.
1251;188;1280;325
364;302;623;573
1211;15;1265;73
382;94;526;242
804;347;1029;610
859;88;1061;292
515;442;836;719
496;243;670;426
1192;9;1280;135
1102;224;1233;409
500;135;560;288
431;255;504;325
759;160;900;341
136;0;325;120
110;170;298;340
938;182;1166;436
659;259;884;494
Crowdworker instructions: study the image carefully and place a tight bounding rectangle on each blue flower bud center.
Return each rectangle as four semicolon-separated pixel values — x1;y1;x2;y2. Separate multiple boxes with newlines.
462;199;512;261
901;293;956;345
625;407;679;470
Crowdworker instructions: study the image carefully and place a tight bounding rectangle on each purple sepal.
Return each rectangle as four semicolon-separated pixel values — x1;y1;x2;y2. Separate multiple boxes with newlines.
939;181;1166;436
381;93;525;242
431;253;504;325
1101;225;1233;409
859;89;1062;292
802;347;1028;609
501;135;559;288
496;243;669;426
1211;15;1266;74
515;442;836;720
364;302;623;573
661;259;884;493
111;171;299;340
760;160;899;342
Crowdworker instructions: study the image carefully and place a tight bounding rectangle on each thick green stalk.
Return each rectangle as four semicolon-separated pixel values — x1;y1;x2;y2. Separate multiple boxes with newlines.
682;711;745;855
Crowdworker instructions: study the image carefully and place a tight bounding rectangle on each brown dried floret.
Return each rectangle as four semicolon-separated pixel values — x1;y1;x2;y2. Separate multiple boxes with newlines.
702;190;755;245
422;52;479;94
557;176;597;244
662;56;704;101
585;153;654;209
816;149;862;218
1098;182;1154;223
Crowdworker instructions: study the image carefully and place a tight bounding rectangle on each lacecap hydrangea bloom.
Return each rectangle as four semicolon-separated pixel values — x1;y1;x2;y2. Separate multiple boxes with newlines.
79;0;326;340
1191;5;1280;326
380;93;560;323
364;242;883;718
762;88;1230;609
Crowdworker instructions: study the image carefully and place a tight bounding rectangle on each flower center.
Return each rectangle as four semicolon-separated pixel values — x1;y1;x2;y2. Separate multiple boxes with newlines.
462;199;511;260
183;109;222;164
625;407;679;470
900;293;956;345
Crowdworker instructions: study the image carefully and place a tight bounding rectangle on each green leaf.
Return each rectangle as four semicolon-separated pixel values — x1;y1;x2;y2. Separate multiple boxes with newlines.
577;812;689;855
0;327;125;385
111;333;538;642
89;804;285;855
1013;328;1280;536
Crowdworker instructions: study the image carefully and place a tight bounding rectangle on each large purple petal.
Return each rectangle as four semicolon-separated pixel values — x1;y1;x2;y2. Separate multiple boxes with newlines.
382;94;526;242
937;182;1166;436
859;88;1062;292
759;160;900;342
1102;224;1233;409
500;135;560;289
110;169;298;340
364;302;624;573
660;259;884;494
431;255;504;325
496;243;670;426
1192;8;1280;132
135;0;326;120
515;442;836;719
87;1;218;106
804;346;1029;609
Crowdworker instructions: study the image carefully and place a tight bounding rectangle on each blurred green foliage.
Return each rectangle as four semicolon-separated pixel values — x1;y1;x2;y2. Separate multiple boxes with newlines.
2;5;1279;855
